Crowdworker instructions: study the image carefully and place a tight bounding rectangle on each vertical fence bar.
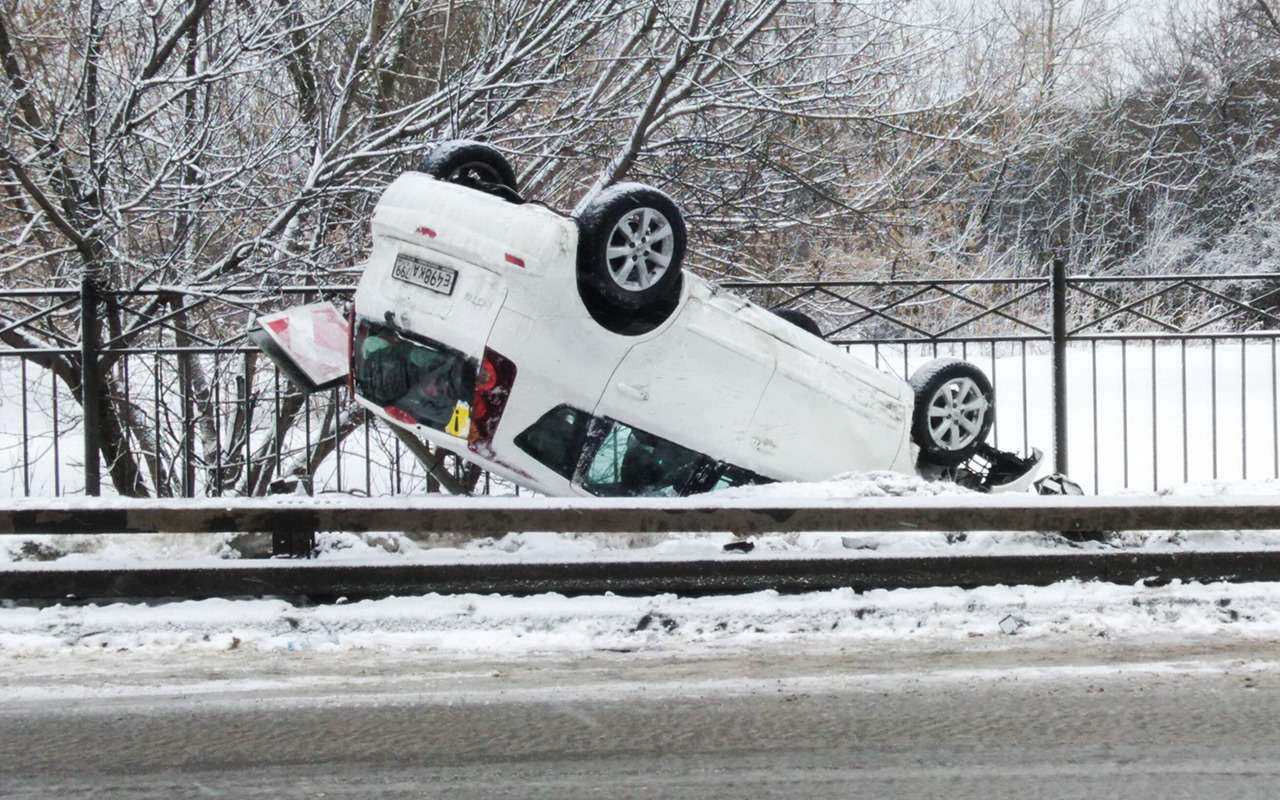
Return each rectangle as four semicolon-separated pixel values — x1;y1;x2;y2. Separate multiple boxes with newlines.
121;356;131;493
80;274;101;496
213;353;223;497
180;353;194;497
153;353;161;495
1090;340;1099;494
1151;339;1158;491
393;434;402;494
1020;340;1028;453
364;411;372;496
273;367;282;479
1181;339;1189;484
1051;259;1069;475
50;366;60;494
333;385;342;493
989;344;998;448
1242;336;1248;480
19;358;29;496
243;353;252;495
1212;338;1218;480
304;393;312;495
1121;338;1129;488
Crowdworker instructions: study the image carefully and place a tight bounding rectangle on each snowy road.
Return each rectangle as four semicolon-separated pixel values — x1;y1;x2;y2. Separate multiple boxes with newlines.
4;639;1280;799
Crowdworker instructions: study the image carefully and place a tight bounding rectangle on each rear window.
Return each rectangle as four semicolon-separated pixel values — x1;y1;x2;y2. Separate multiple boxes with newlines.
513;404;774;496
512;404;591;479
353;319;476;431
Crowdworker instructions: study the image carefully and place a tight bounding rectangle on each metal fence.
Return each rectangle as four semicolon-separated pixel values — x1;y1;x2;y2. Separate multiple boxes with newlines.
730;264;1280;494
1;266;1278;498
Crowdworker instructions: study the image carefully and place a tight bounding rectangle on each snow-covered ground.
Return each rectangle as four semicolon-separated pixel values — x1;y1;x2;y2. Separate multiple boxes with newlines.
2;576;1277;662
1;472;1280;663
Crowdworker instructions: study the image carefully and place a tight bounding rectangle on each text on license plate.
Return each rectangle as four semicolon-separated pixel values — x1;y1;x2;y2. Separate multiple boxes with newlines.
392;254;458;296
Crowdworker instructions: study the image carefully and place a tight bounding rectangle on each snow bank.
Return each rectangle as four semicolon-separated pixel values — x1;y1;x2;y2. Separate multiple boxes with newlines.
2;578;1277;658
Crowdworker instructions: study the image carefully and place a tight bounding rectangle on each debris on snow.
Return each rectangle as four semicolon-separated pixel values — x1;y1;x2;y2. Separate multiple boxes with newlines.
999;614;1030;635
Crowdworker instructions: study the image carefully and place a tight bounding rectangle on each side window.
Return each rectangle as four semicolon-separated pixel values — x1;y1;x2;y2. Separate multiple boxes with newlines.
512;404;591;479
579;420;716;497
514;407;777;496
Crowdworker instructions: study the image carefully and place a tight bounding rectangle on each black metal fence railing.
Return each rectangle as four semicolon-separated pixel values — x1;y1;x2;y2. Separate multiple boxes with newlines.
728;266;1280;494
1;267;1277;498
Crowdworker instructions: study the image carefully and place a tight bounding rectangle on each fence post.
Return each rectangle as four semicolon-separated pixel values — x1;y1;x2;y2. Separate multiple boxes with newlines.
179;351;195;498
1051;258;1069;475
80;273;101;496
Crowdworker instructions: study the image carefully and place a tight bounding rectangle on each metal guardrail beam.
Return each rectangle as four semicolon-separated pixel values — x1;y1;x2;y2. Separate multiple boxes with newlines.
3;496;1280;536
4;551;1280;600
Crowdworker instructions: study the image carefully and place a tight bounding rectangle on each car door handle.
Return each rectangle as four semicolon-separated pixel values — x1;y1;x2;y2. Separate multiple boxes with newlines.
616;382;649;401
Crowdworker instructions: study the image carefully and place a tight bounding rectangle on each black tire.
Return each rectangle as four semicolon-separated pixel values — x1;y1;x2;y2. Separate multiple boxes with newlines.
576;183;686;311
772;308;822;338
420;140;518;193
909;358;995;467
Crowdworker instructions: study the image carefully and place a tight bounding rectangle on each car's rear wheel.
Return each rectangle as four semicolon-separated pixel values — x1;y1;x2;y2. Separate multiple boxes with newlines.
909;358;994;466
576;183;685;311
421;140;519;198
772;308;822;338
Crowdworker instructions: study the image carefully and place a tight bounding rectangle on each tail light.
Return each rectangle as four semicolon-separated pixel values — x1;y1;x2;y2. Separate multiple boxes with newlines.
468;347;517;456
384;405;417;425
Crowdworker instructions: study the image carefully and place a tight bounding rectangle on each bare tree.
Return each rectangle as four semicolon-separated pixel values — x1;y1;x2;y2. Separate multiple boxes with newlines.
0;0;1029;495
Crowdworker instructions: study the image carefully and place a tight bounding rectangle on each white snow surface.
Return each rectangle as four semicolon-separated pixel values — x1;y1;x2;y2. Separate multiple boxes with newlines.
3;473;1280;660
1;578;1277;660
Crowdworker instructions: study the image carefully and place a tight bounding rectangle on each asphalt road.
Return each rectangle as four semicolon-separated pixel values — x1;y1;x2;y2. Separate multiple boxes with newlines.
3;642;1279;799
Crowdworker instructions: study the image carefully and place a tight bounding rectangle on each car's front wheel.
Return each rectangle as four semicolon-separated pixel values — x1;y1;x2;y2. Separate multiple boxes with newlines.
576;183;686;312
909;358;994;466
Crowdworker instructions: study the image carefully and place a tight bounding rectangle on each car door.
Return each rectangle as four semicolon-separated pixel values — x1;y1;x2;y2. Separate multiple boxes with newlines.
747;329;911;480
592;293;777;475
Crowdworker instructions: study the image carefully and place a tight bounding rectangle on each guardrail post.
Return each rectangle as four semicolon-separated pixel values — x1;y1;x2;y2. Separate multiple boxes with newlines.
1051;258;1069;475
80;273;101;496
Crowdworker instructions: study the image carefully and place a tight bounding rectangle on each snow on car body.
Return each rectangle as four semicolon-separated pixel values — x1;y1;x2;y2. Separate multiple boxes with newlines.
352;171;920;497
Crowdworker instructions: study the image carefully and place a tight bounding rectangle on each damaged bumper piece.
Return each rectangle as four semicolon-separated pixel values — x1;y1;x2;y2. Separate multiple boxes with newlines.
919;444;1084;495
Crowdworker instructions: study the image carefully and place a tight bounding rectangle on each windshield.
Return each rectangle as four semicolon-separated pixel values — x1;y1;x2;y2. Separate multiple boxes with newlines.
353;319;476;432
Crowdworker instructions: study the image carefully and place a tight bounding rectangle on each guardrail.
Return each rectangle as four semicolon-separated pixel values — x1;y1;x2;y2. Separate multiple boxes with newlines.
4;497;1280;601
4;495;1280;536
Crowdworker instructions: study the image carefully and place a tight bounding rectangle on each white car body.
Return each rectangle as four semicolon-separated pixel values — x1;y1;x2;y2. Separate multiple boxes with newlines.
351;172;918;497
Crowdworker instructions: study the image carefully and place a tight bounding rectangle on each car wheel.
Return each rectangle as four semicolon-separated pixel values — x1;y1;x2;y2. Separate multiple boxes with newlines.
420;140;519;195
909;358;994;467
772;308;823;338
576;183;686;311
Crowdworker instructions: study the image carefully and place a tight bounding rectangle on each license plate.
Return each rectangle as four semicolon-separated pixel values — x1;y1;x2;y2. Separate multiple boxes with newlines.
392;253;458;296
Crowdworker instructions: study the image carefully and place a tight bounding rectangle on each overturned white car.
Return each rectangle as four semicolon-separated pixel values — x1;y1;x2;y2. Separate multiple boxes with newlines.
263;141;1045;497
